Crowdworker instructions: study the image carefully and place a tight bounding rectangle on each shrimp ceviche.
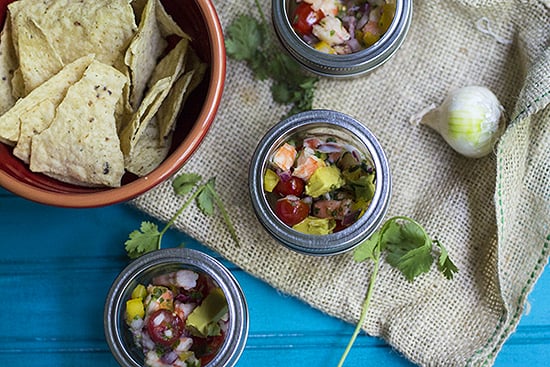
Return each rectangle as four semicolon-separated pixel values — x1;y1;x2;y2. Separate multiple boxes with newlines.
290;0;396;54
125;270;229;367
264;134;376;235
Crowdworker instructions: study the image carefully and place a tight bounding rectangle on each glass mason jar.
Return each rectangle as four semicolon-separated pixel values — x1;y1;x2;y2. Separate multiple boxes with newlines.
272;0;412;78
104;248;249;367
249;109;391;255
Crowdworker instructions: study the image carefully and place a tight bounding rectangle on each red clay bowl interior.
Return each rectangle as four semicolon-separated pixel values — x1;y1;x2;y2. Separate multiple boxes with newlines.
0;0;225;208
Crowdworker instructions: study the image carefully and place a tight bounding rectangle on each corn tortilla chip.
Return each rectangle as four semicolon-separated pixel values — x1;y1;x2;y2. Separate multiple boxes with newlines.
157;48;207;143
0;18;17;115
16;17;64;94
125;115;171;176
119;76;171;159
125;0;167;110
30;60;127;187
0;54;94;145
9;0;136;96
13;99;56;164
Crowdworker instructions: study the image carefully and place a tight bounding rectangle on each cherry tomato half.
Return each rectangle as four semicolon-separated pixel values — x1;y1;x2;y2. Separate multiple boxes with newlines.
146;309;185;347
273;176;305;197
275;196;310;226
291;2;324;36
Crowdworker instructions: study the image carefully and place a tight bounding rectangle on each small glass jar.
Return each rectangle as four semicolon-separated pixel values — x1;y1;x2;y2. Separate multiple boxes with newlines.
272;0;412;78
249;109;391;255
104;248;248;367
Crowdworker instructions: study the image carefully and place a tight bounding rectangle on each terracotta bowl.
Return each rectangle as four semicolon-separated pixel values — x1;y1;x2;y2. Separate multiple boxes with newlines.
0;0;225;207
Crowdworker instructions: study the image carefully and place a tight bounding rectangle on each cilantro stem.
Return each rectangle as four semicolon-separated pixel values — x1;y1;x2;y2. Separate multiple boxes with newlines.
253;0;267;25
157;184;207;249
337;256;381;367
205;184;241;247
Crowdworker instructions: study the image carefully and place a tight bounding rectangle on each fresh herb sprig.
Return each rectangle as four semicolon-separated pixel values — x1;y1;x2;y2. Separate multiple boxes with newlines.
338;216;458;367
225;0;318;116
125;173;239;259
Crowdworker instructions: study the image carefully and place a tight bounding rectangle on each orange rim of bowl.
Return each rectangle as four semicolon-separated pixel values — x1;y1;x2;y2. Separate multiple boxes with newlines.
0;0;226;208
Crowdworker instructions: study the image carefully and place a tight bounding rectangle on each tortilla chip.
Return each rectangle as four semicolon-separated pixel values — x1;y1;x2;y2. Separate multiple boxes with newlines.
120;37;188;159
13;99;56;163
16;17;64;94
9;0;136;95
125;0;167;110
156;70;194;144
155;0;190;39
125;115;171;176
119;76;171;158
157;48;207;143
0;17;17;116
0;54;94;145
30;60;127;187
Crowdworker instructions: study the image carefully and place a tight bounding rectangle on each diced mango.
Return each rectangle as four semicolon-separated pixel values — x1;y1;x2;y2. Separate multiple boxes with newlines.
263;169;280;192
125;298;145;323
131;284;147;299
314;41;337;54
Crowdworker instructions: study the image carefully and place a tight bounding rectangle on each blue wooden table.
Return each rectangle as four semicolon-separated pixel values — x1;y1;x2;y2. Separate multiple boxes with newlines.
0;187;548;366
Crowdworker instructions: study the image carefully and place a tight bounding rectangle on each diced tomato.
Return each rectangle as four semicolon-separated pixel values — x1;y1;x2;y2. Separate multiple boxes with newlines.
146;309;184;347
291;2;324;36
275;196;310;226
273;176;305;197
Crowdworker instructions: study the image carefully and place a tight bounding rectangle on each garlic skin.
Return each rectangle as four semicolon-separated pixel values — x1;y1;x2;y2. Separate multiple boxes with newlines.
412;86;505;158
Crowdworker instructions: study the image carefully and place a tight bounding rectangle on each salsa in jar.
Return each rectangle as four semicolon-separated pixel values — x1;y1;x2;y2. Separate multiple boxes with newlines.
264;134;376;235
125;270;228;367
289;0;396;55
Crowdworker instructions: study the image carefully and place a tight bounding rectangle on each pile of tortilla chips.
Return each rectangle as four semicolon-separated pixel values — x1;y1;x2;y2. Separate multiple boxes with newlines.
0;0;206;187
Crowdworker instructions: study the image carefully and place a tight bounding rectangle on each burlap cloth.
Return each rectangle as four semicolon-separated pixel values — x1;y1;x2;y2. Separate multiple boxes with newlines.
132;1;550;366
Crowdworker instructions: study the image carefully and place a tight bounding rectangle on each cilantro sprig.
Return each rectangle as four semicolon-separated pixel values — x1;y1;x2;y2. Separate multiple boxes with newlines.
125;173;239;259
338;216;458;367
225;0;318;116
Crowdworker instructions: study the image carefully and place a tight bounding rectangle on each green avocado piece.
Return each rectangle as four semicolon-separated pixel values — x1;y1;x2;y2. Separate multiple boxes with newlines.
292;216;336;235
305;165;345;198
186;287;228;338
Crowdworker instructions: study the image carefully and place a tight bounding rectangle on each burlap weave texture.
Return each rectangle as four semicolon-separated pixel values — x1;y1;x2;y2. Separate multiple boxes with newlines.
132;1;550;366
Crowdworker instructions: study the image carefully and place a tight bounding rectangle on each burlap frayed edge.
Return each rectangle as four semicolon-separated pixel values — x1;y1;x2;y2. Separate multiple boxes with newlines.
466;87;550;366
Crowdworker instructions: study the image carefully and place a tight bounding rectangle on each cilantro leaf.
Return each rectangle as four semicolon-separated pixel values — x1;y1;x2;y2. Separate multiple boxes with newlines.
435;239;459;279
197;178;215;216
172;173;202;196
225;15;264;62
353;231;381;262
125;221;161;259
225;3;318;116
382;219;434;281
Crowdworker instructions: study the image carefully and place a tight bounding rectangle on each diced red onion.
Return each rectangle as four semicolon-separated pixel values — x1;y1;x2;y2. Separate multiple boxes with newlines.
160;351;179;364
346;38;362;53
357;12;370;29
341;211;360;226
277;169;292;182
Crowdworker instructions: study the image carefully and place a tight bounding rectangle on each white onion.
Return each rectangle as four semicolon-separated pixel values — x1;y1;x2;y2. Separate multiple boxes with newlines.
411;86;505;158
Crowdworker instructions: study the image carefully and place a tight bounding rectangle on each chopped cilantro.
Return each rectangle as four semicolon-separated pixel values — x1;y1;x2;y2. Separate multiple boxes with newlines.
225;0;318;116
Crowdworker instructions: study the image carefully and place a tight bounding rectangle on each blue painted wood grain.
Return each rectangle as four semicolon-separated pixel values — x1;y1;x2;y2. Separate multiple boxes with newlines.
0;187;548;366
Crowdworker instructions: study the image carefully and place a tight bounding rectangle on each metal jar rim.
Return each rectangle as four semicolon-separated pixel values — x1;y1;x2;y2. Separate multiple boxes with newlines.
249;110;392;255
104;248;249;367
272;0;413;78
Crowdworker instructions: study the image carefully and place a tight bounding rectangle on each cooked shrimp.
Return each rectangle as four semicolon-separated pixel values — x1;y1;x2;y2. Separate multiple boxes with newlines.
144;285;174;314
272;143;297;171
304;0;338;16
312;16;351;46
293;154;325;180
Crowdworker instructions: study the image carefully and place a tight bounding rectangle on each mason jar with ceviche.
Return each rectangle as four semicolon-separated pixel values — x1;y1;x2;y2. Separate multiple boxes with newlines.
249;110;391;255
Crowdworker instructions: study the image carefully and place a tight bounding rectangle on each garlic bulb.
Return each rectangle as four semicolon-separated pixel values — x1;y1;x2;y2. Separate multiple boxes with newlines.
411;86;505;158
